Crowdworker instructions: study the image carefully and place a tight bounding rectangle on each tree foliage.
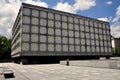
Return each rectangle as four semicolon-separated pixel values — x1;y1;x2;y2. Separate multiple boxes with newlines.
112;47;120;56
0;35;11;59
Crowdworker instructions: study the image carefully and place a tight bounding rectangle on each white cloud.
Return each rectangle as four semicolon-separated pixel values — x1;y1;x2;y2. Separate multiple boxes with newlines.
111;24;120;37
24;0;48;7
53;0;96;13
53;2;75;13
98;16;112;22
0;0;48;38
73;0;96;11
112;5;120;22
111;5;120;37
105;1;112;5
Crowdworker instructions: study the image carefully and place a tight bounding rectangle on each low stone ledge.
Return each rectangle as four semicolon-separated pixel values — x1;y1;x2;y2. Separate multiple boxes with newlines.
60;59;120;69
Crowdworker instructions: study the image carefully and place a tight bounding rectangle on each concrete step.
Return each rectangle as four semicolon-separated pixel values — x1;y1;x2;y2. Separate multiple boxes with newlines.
3;67;14;78
0;67;4;80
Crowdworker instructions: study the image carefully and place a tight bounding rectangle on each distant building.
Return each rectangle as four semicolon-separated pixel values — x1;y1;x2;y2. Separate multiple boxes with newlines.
11;3;112;64
112;38;120;49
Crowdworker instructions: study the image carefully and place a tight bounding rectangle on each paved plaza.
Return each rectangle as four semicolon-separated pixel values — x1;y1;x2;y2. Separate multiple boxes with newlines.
0;63;120;80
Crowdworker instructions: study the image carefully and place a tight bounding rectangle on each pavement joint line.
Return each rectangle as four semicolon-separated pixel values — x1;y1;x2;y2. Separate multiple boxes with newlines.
29;66;87;80
7;64;32;80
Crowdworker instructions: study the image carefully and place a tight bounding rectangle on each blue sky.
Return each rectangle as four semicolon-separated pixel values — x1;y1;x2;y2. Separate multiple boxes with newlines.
0;0;120;37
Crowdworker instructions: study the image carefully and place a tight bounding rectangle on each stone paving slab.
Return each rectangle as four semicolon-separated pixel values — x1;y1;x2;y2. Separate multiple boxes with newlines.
0;64;4;80
1;63;120;80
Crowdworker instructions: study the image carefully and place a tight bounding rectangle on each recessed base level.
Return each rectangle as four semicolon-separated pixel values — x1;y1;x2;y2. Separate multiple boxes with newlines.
12;56;112;65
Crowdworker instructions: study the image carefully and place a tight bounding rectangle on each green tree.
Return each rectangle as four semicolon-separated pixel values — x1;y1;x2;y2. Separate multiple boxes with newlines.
112;47;120;56
0;35;11;59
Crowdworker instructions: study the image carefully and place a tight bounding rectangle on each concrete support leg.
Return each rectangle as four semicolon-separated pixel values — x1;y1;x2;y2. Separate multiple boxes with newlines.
21;58;28;65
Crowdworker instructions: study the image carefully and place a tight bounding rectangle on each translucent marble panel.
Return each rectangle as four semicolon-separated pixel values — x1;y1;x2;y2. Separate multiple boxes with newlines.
48;44;54;51
63;37;68;44
91;40;95;45
81;39;85;45
62;22;67;29
32;17;38;25
62;15;67;22
81;46;85;52
56;37;61;43
48;20;54;27
100;41;103;46
95;34;98;39
105;47;107;52
86;46;90;52
80;19;84;25
95;28;98;33
22;34;29;41
69;30;74;37
74;18;79;24
85;26;89;32
104;41;107;46
91;46;95;52
68;23;73;30
55;21;61;28
96;47;99;52
91;33;94;39
62;30;68;36
86;33;90;38
85;20;89;25
103;30;106;35
86;39;90;45
22;43;29;51
40;44;46;51
80;25;84;31
96;40;99;46
75;46;80;52
81;32;85;38
40;27;46;34
99;29;102;34
55;29;61;36
31;34;38;42
32;10;39;17
48;13;54;19
23;16;30;24
48;36;54;43
75;39;80;44
99;35;103;40
23;8;30;15
56;44;61;51
63;45;68;51
40;35;46;42
31;26;38;33
69;45;74;52
40;11;47;18
48;28;54;35
40;19;46;26
68;17;73;23
94;22;97;27
109;47;111;52
99;23;102;28
69;38;74;44
90;27;94;33
55;14;60;20
23;25;29;32
74;25;79;31
101;47;104;52
31;43;38;51
75;31;79;38
90;21;93;26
